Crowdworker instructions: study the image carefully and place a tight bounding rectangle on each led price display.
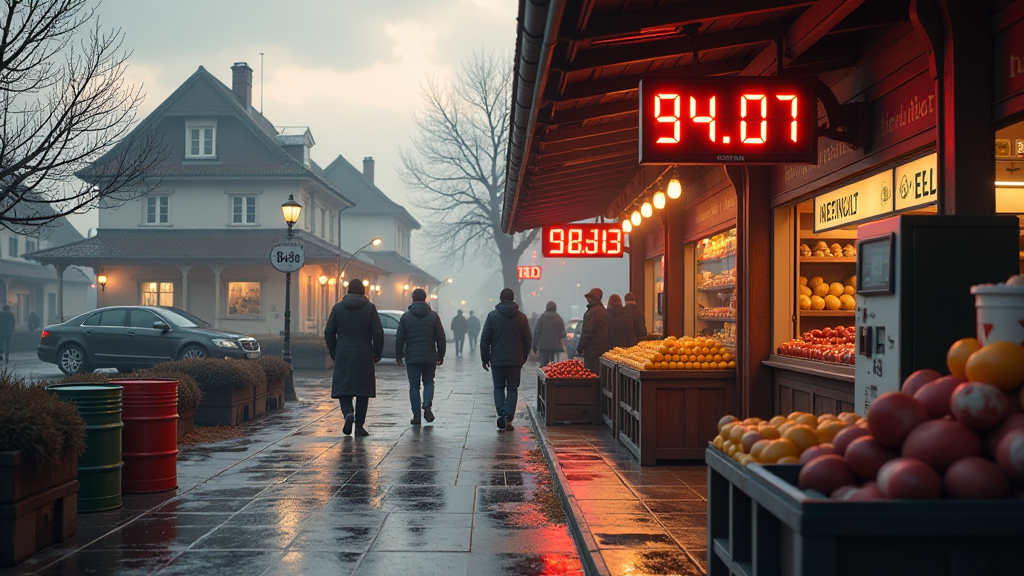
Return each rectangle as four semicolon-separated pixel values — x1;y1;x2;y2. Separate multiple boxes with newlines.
639;76;817;164
542;224;625;258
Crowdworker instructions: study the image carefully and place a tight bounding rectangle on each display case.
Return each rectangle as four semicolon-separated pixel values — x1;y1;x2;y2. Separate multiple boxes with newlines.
795;202;858;335
694;228;737;350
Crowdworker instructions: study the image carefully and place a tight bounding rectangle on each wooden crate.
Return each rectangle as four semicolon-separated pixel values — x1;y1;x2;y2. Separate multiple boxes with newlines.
598;358;619;435
0;451;78;567
617;366;736;465
764;355;855;416
537;369;601;425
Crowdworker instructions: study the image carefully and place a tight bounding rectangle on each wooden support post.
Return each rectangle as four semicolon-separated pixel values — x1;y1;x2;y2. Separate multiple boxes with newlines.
728;166;774;419
177;265;193;312
53;264;66;323
628;226;647;315
661;199;686;339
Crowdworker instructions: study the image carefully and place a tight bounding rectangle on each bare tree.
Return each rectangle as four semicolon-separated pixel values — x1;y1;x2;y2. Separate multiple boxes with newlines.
400;51;537;303
0;0;164;235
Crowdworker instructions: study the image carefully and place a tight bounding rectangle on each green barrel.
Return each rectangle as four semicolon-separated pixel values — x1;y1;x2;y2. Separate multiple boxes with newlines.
47;384;124;512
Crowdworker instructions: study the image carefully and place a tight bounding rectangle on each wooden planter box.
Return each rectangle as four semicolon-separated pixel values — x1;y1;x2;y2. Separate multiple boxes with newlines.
177;406;195;441
252;379;267;420
267;378;285;411
537;369;601;426
0;451;78;567
617;366;736;466
195;386;252;426
598;358;619;435
291;353;329;371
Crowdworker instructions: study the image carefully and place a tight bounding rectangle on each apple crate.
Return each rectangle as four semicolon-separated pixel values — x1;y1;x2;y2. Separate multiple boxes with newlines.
537;369;601;425
706;446;1024;576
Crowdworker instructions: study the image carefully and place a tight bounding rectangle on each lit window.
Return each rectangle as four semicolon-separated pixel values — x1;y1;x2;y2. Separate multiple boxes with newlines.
228;282;261;316
232;196;257;224
145;196;169;225
185;121;216;158
141;282;174;306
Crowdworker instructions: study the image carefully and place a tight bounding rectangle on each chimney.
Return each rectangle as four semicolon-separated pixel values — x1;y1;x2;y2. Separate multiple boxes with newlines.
363;157;375;184
231;62;253;110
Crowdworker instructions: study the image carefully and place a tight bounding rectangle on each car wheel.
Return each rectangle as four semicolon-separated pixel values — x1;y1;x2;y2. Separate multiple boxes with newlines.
179;345;207;360
58;344;90;375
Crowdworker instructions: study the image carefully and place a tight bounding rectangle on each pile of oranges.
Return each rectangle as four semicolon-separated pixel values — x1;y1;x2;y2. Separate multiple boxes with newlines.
645;335;736;371
711;411;864;466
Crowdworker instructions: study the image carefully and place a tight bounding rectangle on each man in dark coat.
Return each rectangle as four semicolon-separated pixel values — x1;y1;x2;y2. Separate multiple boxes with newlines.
450;310;468;357
0;305;15;363
467;311;481;353
532;301;566;366
324;279;384;437
623;292;648;341
480;288;531;432
576;288;609;373
396;288;446;426
606;294;638;349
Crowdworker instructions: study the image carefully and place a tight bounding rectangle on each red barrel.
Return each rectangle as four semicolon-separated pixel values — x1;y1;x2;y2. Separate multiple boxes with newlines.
112;379;178;492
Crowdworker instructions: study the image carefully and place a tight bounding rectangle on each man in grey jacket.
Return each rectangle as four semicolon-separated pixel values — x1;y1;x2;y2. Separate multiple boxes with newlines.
396;289;446;426
480;288;531;432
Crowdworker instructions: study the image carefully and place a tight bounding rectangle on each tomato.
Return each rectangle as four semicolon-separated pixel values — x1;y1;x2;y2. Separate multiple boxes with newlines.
867;392;929;447
947;337;982;380
913;375;964;419
964;341;1024;392
877;458;942;499
902;369;942;396
950;382;1012;431
943;457;1010;499
798;454;858;495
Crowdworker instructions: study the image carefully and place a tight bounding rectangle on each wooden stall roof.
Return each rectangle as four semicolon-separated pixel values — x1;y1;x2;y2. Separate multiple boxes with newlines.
503;0;910;233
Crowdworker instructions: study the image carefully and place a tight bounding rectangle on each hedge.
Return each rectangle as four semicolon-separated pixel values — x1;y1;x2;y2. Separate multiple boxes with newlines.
256;356;290;384
151;358;263;391
55;371;202;415
0;374;86;466
255;334;328;357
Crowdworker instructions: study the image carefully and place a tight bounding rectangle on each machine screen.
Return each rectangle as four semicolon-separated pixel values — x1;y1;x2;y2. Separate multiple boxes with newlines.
858;236;894;294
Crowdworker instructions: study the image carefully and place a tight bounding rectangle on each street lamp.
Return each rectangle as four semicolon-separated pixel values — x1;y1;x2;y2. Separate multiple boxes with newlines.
339;237;382;280
281;194;302;402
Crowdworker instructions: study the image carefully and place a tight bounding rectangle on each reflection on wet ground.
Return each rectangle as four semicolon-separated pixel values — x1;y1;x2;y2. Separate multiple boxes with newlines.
532;417;709;576
5;359;584;576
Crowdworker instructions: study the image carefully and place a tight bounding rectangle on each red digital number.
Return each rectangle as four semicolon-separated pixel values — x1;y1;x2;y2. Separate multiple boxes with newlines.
777;94;798;142
740;94;767;145
603;229;623;254
568;228;583;254
548;228;564;255
654;93;681;144
585;227;599;253
689;96;715;142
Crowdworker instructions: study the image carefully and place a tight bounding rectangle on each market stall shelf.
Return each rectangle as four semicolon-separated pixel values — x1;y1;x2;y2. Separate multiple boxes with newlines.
598;357;619;435
617;366;736;465
536;367;601;426
764;354;855;416
706;447;1024;576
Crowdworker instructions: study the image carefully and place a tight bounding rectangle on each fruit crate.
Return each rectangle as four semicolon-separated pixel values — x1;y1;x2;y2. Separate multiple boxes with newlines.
706;446;1024;576
537;369;601;426
618;367;735;465
598;358;619;435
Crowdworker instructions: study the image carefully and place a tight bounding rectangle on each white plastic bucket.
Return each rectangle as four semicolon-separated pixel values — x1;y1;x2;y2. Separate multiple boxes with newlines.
971;284;1024;346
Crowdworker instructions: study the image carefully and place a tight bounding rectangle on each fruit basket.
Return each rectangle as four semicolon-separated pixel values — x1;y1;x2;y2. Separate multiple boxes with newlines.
536;361;600;426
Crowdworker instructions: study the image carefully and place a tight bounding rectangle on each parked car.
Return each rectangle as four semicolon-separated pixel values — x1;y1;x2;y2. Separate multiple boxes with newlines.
378;310;404;359
565;317;583;359
38;306;260;374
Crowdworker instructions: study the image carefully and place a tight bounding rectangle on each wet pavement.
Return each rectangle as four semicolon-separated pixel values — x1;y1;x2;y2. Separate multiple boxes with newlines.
4;358;585;576
529;403;708;576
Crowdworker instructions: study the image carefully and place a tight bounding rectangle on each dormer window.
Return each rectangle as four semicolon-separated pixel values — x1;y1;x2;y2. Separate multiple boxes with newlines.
186;120;217;158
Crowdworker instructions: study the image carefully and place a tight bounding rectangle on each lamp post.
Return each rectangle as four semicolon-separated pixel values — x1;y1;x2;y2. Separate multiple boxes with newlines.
280;194;302;402
339;237;382;281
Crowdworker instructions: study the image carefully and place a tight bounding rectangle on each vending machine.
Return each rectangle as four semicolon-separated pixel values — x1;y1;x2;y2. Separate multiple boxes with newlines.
854;214;1019;413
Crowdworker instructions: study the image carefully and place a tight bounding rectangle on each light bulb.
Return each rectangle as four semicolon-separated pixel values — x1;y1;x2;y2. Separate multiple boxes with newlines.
622;219;633;233
666;177;682;199
641;201;653;218
631;211;642;226
653;191;666;209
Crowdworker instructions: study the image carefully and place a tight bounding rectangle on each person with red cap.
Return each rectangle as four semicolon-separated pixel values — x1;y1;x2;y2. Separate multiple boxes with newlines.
576;288;609;373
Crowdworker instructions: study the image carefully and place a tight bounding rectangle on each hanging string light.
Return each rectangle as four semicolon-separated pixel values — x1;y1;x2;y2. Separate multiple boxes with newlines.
640;200;653;218
631;210;642;226
667;172;682;199
653;189;666;210
622;218;633;233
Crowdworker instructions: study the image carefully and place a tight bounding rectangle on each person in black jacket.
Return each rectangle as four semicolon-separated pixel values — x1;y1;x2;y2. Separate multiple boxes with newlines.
450;310;468;357
0;305;15;363
467;311;481;352
606;294;637;349
532;301;566;366
623;292;648;341
396;289;446;426
324;279;384;437
576;288;609;373
480;288;532;432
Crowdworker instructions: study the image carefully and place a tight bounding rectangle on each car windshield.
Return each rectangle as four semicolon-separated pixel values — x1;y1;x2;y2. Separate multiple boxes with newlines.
157;307;212;329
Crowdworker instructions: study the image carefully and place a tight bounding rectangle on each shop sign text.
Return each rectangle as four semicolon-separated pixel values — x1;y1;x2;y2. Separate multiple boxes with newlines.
894;153;938;211
814;171;893;232
517;266;542;280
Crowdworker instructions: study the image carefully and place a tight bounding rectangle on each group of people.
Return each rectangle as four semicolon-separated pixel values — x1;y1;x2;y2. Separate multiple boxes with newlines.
448;309;481;356
530;289;647;372
323;280;531;435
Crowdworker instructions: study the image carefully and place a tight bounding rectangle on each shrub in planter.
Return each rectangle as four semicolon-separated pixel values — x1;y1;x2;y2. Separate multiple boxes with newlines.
153;359;262;425
0;374;85;566
257;356;290;411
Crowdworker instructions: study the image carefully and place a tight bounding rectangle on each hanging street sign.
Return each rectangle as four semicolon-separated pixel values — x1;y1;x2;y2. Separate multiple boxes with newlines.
270;241;305;273
517;266;542;280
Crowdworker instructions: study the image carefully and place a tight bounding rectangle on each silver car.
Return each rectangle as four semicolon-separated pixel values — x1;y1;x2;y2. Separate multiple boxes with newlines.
378;310;404;359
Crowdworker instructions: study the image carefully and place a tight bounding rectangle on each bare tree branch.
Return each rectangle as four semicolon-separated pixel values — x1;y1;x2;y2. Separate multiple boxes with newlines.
399;50;536;302
0;0;165;235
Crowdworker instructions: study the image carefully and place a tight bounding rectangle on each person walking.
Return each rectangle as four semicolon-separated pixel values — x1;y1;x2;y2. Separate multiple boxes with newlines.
467;311;481;353
0;305;15;363
532;301;566;366
480;288;531;432
324;279;384;437
606;294;638;349
450;310;468;357
576;288;609;373
623;292;648;341
27;311;40;333
396;288;446;426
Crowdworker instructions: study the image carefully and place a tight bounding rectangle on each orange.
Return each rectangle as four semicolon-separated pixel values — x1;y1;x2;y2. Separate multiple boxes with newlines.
722;440;733;454
810;296;825;310
750;439;772;461
824;295;842;310
777;422;794;435
712;435;725;450
728;360;737;369
965;341;1024;392
758;425;781;440
685;362;694;370
828;282;845;297
798;295;812;310
812;282;830;297
817;414;837;423
777;456;801;464
816;420;846;443
697;355;706;363
947;337;982;379
739;454;755;466
653;353;664;362
840;295;856;310
669;362;677;370
743;417;763;426
702;362;711;370
786;410;807;421
783;424;819;452
759;438;799;463
808;276;824;288
793;414;819;428
689;355;698;362
769;415;787;427
723;353;733;362
838;412;859;425
719;362;728;370
714;355;723;363
729;424;747;445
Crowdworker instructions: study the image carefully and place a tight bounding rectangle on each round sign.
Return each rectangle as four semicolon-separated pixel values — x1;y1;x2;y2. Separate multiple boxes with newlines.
270;241;305;273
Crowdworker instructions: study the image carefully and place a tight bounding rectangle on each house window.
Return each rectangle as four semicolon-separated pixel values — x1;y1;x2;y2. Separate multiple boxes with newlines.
141;281;174;306
227;282;261;316
329;213;335;243
231;196;257;225
185;122;216;158
145;196;169;225
8;237;17;258
320;209;326;238
25;239;35;255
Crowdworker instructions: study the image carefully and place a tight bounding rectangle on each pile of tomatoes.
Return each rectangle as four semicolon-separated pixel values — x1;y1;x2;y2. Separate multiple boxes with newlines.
776;325;855;365
542;359;598;379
